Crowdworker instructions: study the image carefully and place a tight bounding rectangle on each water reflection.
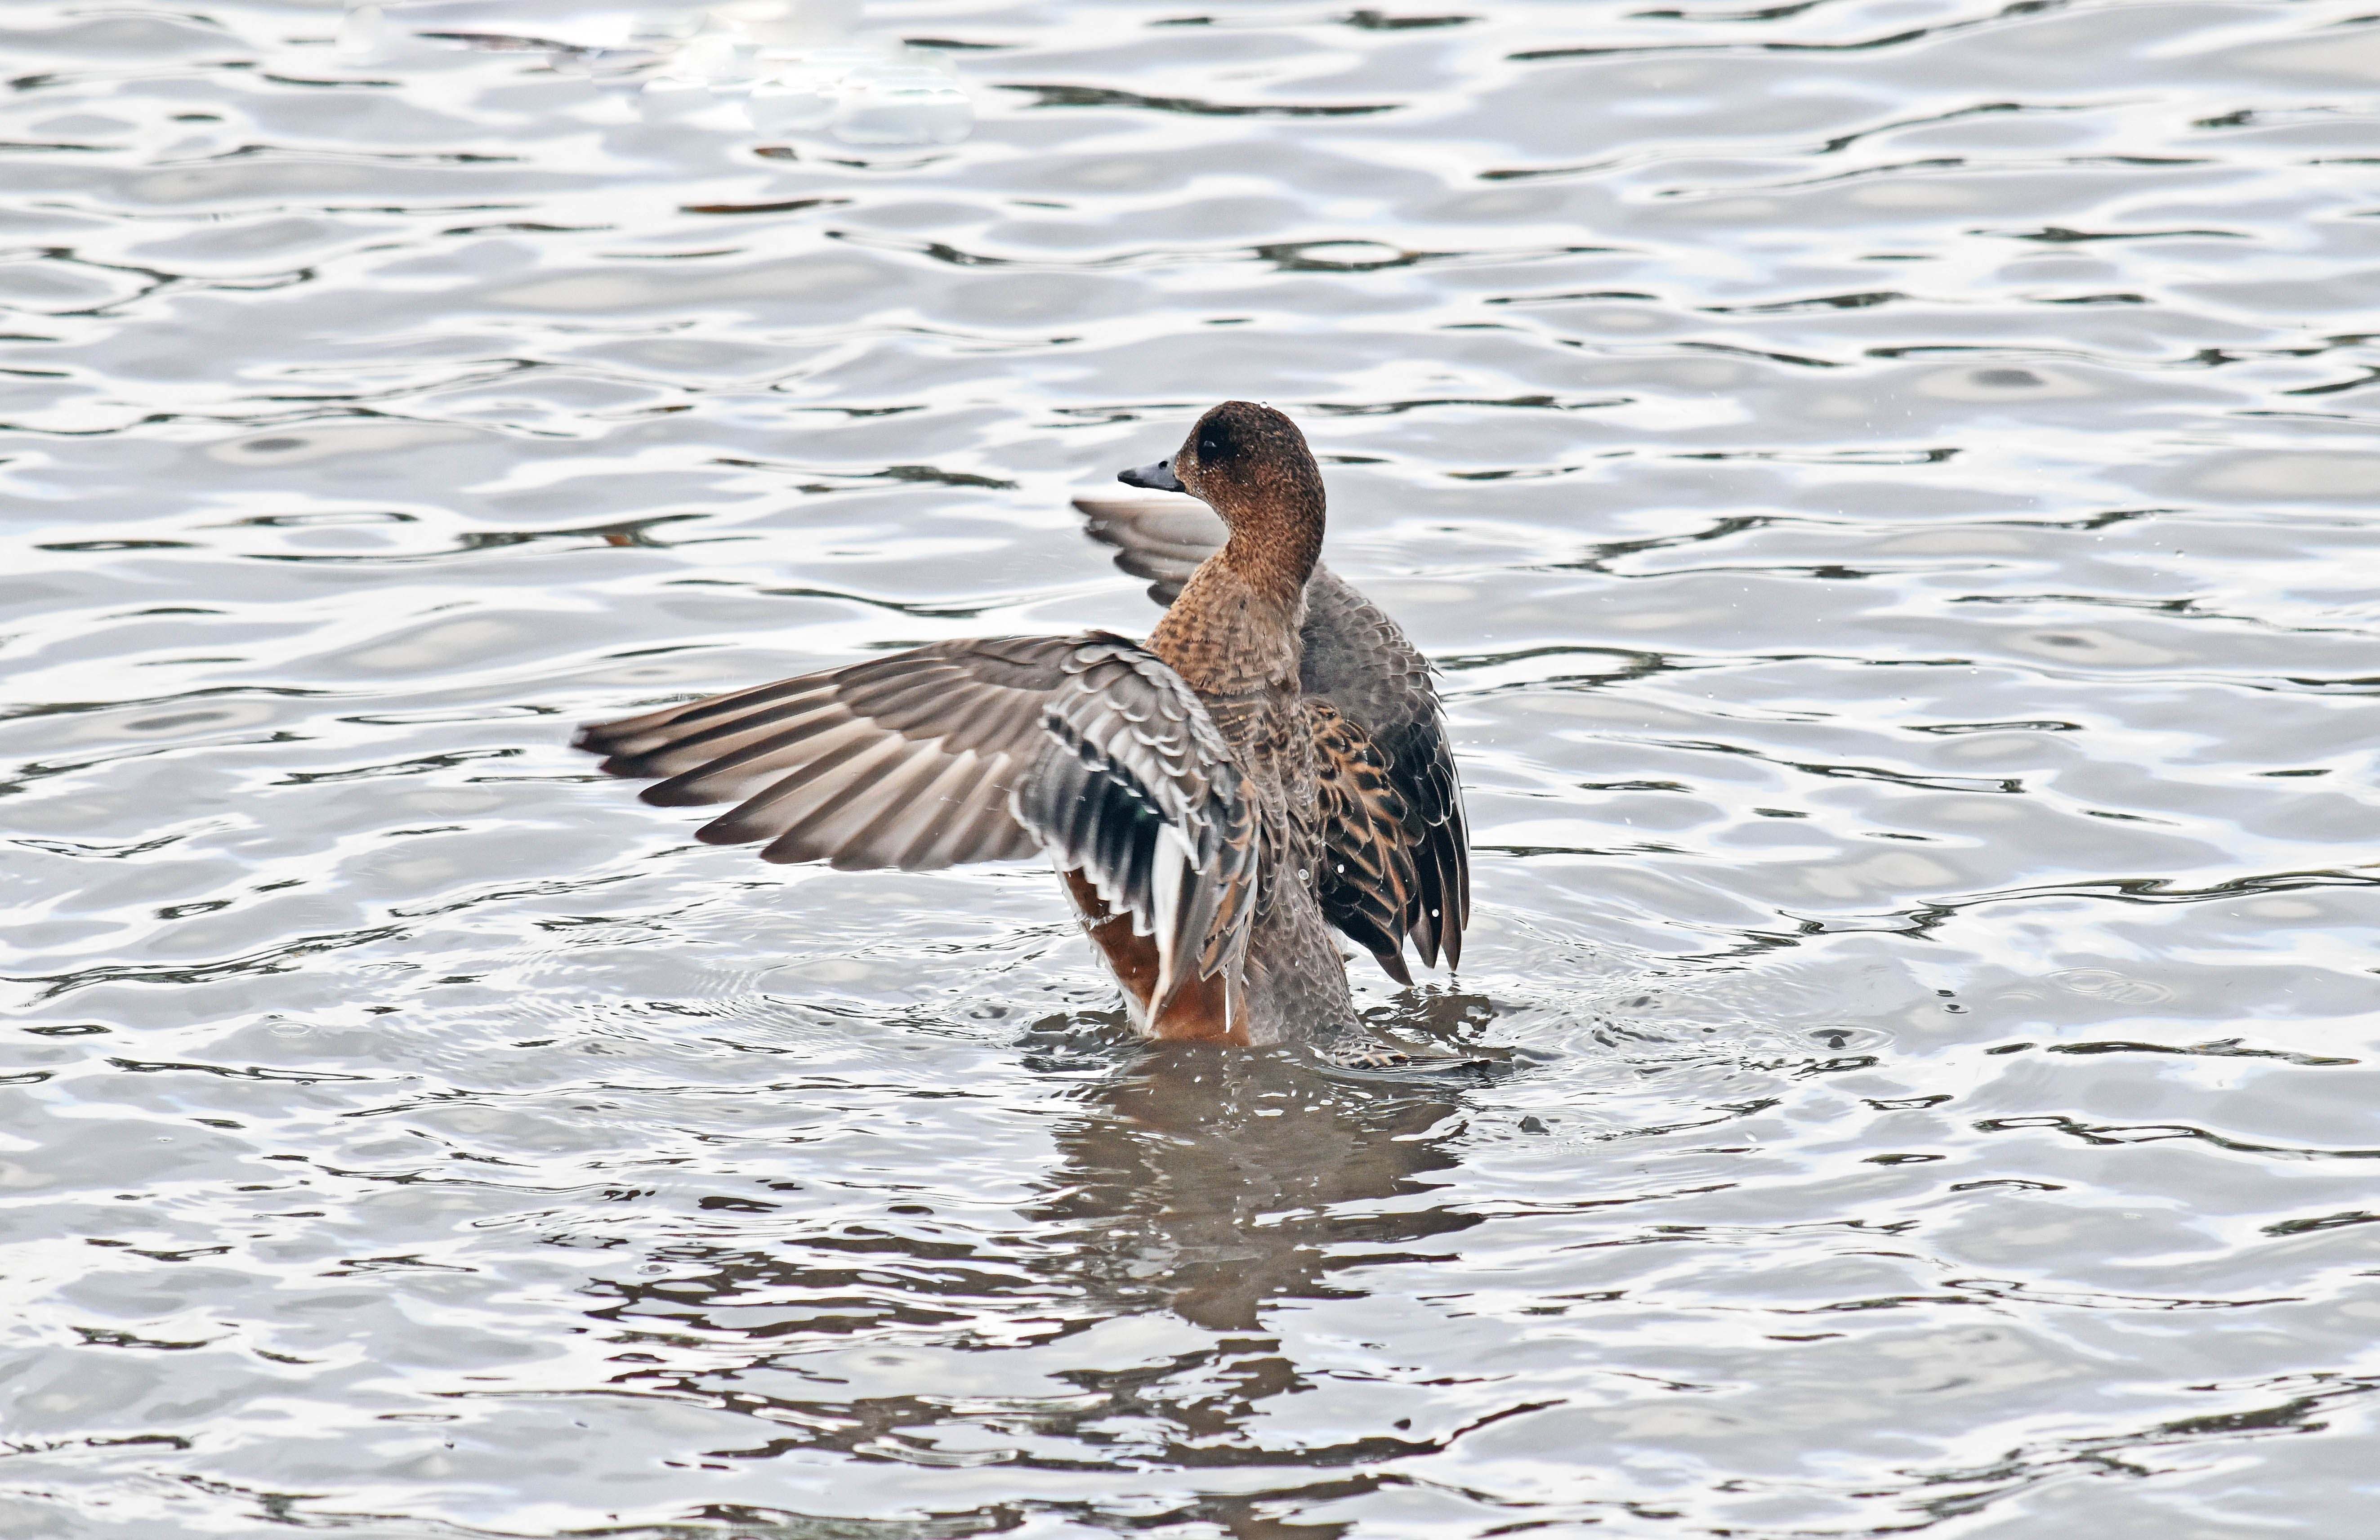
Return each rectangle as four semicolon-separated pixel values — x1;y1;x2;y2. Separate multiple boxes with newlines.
584;1013;1488;1452
1034;1035;1482;1334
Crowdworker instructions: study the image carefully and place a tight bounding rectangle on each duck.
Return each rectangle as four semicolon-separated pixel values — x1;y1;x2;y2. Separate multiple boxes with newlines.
574;401;1469;1063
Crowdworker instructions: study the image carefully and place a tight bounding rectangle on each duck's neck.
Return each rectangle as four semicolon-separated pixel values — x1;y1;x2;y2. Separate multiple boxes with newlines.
1148;497;1320;696
1218;491;1323;614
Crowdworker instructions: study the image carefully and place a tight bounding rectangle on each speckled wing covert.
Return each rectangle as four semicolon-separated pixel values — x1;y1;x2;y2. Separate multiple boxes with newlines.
575;633;1257;1010
1298;569;1470;972
1304;699;1423;986
1073;495;1471;974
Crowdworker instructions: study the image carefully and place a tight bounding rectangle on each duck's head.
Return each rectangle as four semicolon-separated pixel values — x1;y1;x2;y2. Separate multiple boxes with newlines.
1118;401;1324;583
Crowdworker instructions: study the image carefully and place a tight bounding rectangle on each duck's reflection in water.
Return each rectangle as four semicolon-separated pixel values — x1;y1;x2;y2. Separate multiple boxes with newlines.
1027;994;1491;1332
572;995;1497;1512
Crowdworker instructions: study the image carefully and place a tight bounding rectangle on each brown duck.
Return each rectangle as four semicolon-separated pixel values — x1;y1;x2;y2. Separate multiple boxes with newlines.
575;402;1468;1058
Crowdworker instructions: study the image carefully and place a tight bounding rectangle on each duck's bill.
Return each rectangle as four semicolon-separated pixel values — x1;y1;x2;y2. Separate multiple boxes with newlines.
1117;460;1184;493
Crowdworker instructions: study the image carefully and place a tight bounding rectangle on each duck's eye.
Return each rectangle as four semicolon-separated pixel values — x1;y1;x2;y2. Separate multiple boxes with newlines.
1196;413;1246;467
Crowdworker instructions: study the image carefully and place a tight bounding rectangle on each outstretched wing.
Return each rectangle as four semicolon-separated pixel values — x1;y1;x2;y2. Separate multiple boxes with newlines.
1305;700;1423;986
1072;495;1471;972
576;636;1062;870
576;632;1256;1009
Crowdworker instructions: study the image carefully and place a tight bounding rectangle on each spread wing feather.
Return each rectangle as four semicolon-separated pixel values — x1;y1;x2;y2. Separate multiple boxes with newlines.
1074;495;1224;609
577;633;1255;1011
1073;495;1471;975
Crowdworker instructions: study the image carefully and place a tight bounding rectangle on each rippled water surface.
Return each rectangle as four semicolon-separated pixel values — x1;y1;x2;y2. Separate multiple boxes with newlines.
7;0;2380;1533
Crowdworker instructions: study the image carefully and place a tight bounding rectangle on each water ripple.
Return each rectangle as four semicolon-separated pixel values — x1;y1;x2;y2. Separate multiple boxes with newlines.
3;0;2378;1534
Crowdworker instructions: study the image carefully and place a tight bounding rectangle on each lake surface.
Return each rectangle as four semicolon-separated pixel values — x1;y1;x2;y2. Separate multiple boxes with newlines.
5;0;2380;1534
